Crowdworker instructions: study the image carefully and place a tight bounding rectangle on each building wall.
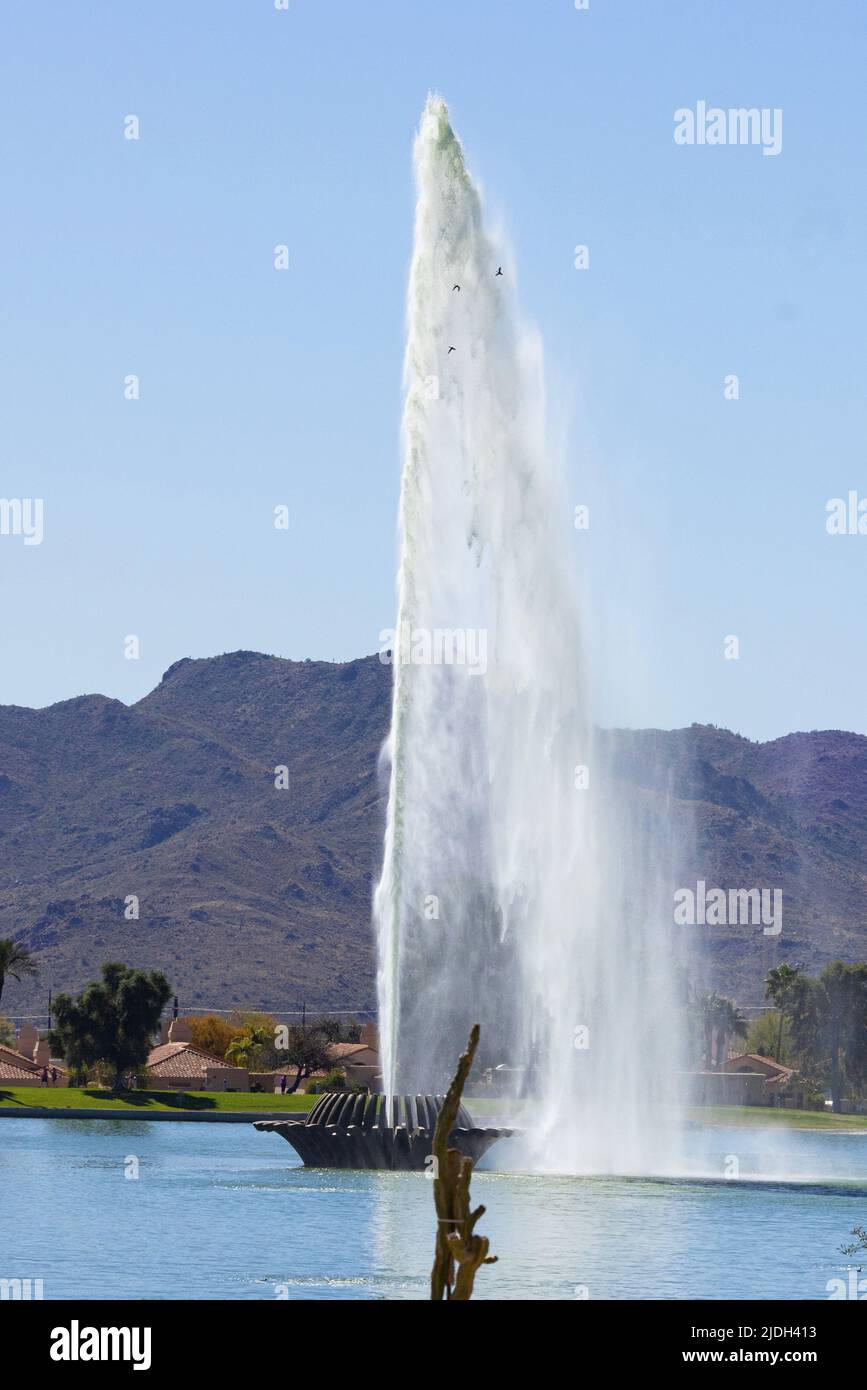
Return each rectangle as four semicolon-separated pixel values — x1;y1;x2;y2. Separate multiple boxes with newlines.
204;1066;248;1092
145;1067;249;1092
687;1071;767;1106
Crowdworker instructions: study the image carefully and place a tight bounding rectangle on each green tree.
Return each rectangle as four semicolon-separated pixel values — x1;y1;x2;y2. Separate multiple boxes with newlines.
309;1015;361;1044
696;992;721;1069
815;963;867;1110
715;996;748;1065
316;1067;347;1093
764;964;802;1062
226;1011;280;1067
696;992;747;1069
185;1014;237;1059
226;1025;273;1070
309;1015;342;1043
745;1009;793;1063
0;937;38;1007
276;1025;332;1093
788;963;867;1111
51;962;171;1092
0;1013;16;1047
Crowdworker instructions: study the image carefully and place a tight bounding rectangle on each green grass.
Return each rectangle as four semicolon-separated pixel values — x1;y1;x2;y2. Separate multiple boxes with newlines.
690;1104;867;1131
0;1086;317;1113
468;1099;867;1131
4;1088;862;1130
470;1097;867;1132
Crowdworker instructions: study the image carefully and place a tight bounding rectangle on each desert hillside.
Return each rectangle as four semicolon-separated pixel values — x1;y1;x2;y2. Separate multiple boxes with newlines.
1;651;865;1015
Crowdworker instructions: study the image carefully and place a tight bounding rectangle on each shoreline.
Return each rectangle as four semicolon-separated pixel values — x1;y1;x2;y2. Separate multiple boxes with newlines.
0;1105;307;1123
2;1106;866;1134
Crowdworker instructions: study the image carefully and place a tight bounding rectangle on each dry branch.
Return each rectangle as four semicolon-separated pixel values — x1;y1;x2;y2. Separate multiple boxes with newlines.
430;1023;497;1300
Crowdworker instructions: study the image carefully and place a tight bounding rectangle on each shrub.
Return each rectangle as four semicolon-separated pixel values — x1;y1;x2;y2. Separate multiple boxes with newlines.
311;1067;347;1094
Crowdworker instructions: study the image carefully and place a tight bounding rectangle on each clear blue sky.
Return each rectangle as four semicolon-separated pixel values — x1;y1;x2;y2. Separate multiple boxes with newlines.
1;1;864;741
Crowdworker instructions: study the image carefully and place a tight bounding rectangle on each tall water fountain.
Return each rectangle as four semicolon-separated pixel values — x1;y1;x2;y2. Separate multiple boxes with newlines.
373;96;688;1176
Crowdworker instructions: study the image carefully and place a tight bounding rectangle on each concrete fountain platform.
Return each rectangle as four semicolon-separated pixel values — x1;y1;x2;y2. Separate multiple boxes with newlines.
254;1091;513;1171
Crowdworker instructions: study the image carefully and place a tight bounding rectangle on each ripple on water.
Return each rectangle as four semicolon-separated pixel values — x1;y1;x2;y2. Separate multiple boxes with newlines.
3;1119;865;1299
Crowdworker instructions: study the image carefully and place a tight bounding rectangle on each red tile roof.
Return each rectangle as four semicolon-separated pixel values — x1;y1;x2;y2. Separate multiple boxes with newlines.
146;1042;236;1077
729;1052;793;1076
0;1044;65;1082
0;1059;43;1082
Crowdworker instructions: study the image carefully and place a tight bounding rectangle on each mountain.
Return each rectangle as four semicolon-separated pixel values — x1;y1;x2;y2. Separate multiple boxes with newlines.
1;651;866;1017
0;653;389;1018
600;723;867;1003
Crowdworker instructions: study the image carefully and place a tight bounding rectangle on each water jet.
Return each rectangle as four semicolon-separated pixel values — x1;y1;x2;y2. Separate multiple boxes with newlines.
370;95;686;1175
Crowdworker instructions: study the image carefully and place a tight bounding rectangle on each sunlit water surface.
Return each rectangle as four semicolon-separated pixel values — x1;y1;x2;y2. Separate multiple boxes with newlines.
2;1120;865;1300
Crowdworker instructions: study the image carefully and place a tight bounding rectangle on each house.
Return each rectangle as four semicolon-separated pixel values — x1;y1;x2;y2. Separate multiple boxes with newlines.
145;1018;248;1092
719;1053;799;1105
320;1042;378;1091
684;1050;807;1108
721;1052;793;1082
0;1023;67;1084
298;1022;381;1093
686;1068;768;1106
0;1043;53;1084
324;1021;380;1090
1;1025;67;1085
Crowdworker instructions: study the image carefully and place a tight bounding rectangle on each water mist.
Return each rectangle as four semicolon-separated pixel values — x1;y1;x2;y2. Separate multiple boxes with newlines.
373;96;687;1175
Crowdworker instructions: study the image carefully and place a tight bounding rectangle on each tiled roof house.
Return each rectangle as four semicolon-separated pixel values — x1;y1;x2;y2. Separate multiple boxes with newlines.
0;1041;66;1084
145;1020;247;1091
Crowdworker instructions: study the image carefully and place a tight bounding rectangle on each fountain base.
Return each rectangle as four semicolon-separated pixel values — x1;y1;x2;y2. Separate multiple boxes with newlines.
255;1091;512;1171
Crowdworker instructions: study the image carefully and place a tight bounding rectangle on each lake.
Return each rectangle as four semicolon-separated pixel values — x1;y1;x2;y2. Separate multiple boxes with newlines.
2;1118;866;1300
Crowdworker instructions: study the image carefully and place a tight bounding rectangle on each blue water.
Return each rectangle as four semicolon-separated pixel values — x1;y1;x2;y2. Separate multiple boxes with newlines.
1;1119;866;1299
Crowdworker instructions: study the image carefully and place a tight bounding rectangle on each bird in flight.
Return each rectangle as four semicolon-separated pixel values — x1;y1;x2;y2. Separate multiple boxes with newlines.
452;284;461;291
447;346;456;353
495;266;503;276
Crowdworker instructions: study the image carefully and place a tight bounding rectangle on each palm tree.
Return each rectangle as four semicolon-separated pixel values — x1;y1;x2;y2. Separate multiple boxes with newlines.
697;992;747;1069
697;992;723;1069
226;1026;272;1070
715;996;748;1066
764;963;802;1062
0;938;38;1008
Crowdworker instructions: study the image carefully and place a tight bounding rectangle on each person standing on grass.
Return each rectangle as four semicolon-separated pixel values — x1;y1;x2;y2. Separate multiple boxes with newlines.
50;1066;58;1086
280;1074;287;1095
40;1066;48;1087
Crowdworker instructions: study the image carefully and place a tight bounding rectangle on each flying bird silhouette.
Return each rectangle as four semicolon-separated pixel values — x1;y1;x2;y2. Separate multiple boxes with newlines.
452;284;460;291
495;266;503;276
447;346;456;353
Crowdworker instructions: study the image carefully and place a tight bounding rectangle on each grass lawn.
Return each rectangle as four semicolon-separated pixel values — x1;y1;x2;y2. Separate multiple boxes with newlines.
4;1088;862;1130
469;1098;867;1133
691;1105;867;1131
0;1086;317;1114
